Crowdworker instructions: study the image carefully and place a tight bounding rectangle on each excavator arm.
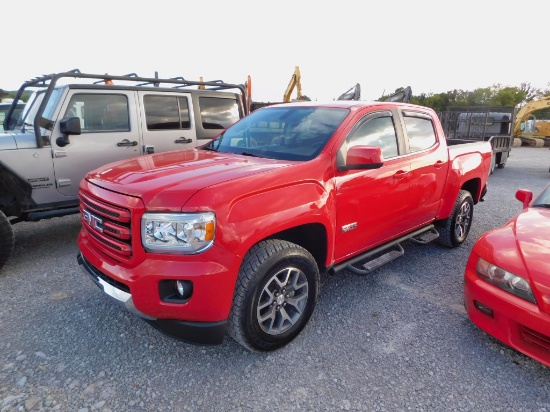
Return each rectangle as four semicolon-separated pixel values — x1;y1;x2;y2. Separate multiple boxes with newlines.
513;96;550;137
283;66;303;102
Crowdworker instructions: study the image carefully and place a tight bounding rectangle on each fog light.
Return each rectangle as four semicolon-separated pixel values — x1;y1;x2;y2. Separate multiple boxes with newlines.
176;280;186;297
474;300;494;318
174;280;192;299
158;280;193;303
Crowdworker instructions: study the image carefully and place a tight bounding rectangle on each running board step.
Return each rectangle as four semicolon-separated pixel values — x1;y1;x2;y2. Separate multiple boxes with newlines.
346;243;405;276
409;227;439;245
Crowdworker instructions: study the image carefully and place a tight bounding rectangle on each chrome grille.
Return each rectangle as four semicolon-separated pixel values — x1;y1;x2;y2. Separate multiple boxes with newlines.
80;191;132;260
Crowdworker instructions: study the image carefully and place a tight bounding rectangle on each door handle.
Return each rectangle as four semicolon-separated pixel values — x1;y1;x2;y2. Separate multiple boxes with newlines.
117;139;138;147
393;170;408;180
175;137;193;144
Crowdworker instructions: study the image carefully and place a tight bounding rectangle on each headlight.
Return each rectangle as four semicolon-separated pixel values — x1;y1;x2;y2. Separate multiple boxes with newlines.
142;212;215;254
476;257;536;303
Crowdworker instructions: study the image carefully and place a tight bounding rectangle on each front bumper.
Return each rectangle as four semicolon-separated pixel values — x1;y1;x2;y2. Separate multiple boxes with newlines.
464;266;550;368
77;251;234;346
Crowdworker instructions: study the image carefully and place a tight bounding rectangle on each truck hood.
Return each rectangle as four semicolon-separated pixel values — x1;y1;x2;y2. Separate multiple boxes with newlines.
86;149;291;208
0;129;37;150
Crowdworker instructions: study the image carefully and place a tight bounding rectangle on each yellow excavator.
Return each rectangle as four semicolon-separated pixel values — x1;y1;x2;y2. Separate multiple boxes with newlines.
283;66;305;102
513;96;550;138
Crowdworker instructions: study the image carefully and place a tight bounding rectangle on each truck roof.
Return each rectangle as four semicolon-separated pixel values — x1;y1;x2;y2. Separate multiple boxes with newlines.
260;100;431;111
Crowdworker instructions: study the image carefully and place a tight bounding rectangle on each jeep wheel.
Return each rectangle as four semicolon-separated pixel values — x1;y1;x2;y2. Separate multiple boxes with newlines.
0;211;15;273
228;239;320;351
436;190;474;248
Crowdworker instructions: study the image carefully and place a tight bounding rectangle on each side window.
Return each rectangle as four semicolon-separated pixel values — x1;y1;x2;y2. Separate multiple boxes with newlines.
144;95;190;130
346;115;399;159
403;115;437;152
199;97;240;130
64;94;129;133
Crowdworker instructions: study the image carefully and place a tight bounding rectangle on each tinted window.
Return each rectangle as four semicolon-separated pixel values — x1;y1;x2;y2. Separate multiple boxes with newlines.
404;115;436;152
144;95;190;130
346;115;399;159
199;97;240;130
204;106;348;161
65;94;129;132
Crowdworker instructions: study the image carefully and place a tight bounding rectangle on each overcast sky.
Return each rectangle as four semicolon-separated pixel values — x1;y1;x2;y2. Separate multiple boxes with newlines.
3;0;549;102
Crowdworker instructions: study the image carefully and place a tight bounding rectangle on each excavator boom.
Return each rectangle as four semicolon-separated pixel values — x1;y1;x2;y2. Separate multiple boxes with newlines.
513;96;550;137
283;66;303;102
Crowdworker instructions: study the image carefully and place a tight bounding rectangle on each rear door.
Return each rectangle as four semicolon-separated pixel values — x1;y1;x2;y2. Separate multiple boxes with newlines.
52;89;141;197
400;110;449;227
138;91;196;154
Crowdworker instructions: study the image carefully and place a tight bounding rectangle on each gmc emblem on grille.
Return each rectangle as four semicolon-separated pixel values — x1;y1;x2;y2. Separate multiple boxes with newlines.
82;209;103;232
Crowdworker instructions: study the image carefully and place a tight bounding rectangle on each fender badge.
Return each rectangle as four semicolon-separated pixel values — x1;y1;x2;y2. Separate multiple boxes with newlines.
341;223;357;233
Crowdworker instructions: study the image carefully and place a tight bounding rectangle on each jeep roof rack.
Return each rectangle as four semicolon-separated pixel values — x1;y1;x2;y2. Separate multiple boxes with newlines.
4;69;248;146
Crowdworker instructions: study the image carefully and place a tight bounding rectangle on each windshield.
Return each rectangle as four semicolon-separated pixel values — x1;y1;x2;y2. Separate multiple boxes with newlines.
202;106;349;161
533;185;550;208
16;91;45;129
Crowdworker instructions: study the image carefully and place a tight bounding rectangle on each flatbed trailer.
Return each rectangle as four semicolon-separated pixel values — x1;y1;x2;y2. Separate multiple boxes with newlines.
439;106;515;173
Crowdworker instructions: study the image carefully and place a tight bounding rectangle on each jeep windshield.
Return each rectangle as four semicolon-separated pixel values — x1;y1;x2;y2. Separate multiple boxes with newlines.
16;88;62;132
202;106;349;161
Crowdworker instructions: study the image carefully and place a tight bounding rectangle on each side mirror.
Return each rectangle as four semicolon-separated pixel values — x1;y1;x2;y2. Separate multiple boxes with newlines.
515;189;533;209
57;117;81;147
340;146;384;171
60;117;82;135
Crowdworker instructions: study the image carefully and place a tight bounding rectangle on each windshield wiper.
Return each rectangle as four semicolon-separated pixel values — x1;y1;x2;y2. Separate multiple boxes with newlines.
240;152;264;158
533;204;550;208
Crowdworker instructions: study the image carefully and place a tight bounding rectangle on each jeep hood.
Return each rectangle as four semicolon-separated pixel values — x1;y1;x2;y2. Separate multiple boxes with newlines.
0;129;37;150
86;149;291;208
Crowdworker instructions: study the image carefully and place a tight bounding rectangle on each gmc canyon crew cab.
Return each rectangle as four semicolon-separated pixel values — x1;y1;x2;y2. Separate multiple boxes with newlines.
0;69;247;273
77;100;492;351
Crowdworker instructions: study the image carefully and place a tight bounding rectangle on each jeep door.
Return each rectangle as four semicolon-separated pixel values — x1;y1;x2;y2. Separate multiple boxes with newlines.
138;91;196;154
334;109;411;261
52;90;141;197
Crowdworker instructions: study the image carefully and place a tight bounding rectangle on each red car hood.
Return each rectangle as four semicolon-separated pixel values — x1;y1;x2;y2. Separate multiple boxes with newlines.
85;149;290;208
514;208;550;294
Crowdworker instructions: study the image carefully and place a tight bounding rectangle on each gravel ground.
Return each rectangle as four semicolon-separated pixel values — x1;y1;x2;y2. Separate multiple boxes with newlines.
1;146;549;412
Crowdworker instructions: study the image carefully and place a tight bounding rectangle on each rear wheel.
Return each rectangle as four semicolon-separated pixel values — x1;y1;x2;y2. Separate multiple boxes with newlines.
228;239;320;351
436;190;474;248
0;211;15;274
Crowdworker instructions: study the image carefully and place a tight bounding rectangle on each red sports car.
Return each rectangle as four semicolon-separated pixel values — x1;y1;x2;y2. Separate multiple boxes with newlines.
464;184;550;368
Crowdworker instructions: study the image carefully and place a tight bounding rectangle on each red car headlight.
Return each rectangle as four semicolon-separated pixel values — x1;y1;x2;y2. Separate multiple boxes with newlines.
476;257;536;304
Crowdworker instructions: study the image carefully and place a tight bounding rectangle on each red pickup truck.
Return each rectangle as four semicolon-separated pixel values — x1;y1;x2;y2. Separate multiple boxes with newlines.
77;101;492;351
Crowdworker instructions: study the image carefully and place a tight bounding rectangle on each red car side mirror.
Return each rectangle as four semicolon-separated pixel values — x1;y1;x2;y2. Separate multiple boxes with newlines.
515;189;533;209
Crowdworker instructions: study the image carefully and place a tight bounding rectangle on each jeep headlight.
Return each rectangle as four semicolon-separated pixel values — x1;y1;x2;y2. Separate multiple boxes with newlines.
476;257;536;303
142;212;215;254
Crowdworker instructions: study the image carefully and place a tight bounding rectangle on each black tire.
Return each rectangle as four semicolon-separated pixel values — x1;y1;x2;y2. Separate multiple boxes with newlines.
0;210;15;274
436;190;474;248
497;163;505;169
228;239;320;351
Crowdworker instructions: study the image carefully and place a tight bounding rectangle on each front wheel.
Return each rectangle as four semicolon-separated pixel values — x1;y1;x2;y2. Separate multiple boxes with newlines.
0;211;15;274
228;239;320;351
436;190;474;248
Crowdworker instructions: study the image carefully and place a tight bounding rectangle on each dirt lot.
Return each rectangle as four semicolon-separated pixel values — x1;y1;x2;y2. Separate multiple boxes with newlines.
1;147;549;411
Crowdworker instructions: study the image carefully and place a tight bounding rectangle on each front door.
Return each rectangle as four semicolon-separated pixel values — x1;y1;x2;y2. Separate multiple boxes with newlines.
334;110;411;262
52;90;140;197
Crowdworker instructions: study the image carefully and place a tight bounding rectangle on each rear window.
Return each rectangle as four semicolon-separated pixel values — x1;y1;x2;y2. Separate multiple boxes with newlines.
144;95;190;130
199;97;240;130
403;114;437;152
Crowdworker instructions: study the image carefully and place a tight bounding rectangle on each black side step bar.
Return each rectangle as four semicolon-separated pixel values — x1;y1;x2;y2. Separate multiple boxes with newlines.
330;225;437;275
409;227;439;245
347;243;405;276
